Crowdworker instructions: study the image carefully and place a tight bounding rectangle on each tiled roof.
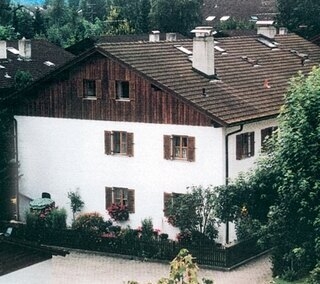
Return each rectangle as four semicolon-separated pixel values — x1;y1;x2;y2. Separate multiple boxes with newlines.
0;40;74;94
202;0;277;23
98;33;320;125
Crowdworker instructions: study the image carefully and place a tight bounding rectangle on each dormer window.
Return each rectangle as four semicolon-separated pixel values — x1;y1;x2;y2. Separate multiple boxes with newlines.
84;79;96;97
116;80;129;100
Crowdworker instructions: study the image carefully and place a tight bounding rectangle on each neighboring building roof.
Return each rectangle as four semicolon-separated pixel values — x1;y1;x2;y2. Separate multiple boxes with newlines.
66;33;187;55
0;39;75;95
96;33;320;125
202;0;277;24
0;236;68;276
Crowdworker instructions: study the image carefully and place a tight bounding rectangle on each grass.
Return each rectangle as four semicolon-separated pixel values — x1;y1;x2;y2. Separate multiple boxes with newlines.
273;277;309;284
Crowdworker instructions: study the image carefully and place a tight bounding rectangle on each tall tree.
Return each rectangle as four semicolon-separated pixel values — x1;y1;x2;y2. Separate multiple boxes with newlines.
0;0;11;26
277;0;320;39
149;0;202;35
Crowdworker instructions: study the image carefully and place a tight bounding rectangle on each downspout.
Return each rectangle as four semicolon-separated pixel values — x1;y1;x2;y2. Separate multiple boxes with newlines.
13;118;19;220
225;124;243;244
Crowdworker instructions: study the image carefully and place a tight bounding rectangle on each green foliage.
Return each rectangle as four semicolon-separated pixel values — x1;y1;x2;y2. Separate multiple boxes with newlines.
308;262;320;284
0;25;17;40
26;207;67;230
141;217;154;242
67;190;84;221
166;185;218;242
14;70;33;91
149;0;202;35
215;17;255;31
276;0;320;39
72;212;105;233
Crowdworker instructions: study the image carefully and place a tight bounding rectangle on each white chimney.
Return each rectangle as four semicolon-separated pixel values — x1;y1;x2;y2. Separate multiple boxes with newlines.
256;20;277;39
149;30;160;42
0;41;7;59
279;27;288;35
166;33;177;41
18;37;31;59
191;27;215;77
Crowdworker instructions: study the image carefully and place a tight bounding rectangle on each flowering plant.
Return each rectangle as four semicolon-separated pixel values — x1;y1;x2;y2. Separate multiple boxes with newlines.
107;203;129;221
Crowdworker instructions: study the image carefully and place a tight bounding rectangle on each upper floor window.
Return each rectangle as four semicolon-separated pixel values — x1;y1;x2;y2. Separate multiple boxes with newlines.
163;135;195;162
105;187;135;213
261;126;278;151
78;79;102;99
236;132;255;160
104;131;134;156
116;80;129;100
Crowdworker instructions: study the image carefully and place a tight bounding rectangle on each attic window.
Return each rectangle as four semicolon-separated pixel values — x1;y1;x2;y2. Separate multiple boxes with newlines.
116;80;130;100
174;45;192;55
7;47;19;54
257;37;278;48
44;61;55;67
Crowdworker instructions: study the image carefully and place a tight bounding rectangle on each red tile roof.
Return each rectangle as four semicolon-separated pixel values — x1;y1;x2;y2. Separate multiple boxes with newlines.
98;33;320;125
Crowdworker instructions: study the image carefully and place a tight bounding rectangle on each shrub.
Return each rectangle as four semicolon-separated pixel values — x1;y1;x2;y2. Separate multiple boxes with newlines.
308;263;320;284
141;218;154;242
107;203;129;221
72;212;105;233
47;208;67;230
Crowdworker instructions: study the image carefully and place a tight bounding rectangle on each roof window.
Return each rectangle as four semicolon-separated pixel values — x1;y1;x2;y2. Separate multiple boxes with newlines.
174;45;192;55
257;37;278;48
44;61;55;67
7;47;19;54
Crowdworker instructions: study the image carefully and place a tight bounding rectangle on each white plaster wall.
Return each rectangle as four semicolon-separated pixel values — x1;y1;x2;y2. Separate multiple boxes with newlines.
227;118;278;180
16;116;225;241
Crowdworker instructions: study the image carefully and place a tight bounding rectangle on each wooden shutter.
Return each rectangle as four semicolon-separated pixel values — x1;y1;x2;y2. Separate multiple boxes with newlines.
77;79;83;98
96;79;102;99
104;131;112;155
127;132;134;157
187;136;195;162
127;189;135;213
236;134;242;160
163;192;172;217
109;80;116;99
129;81;135;101
250;132;255;157
105;187;113;210
163;135;171;160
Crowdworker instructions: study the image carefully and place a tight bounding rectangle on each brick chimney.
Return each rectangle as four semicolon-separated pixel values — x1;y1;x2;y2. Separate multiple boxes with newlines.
0;41;7;59
149;30;160;42
256;21;277;39
191;27;215;77
18;37;31;60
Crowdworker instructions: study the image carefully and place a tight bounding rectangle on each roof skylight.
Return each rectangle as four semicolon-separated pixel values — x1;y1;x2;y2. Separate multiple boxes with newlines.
174;45;192;55
257;37;277;48
220;16;230;21
7;47;19;55
44;61;55;67
206;16;215;21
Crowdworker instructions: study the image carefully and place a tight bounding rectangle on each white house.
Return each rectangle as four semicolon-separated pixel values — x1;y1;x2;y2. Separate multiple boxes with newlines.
11;24;320;243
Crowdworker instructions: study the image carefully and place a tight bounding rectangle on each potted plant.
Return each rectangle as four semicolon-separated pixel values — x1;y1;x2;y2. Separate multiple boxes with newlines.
107;204;129;221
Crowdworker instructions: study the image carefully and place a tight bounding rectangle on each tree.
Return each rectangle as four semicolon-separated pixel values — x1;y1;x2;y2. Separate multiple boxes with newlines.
67;190;84;221
0;0;11;26
166;185;218;241
149;0;202;35
276;0;320;39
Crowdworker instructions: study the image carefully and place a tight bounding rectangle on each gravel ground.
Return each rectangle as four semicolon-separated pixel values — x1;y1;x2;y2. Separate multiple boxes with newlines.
49;250;273;284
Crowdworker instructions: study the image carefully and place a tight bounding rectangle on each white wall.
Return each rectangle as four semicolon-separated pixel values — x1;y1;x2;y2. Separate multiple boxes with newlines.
16;116;225;240
227;118;278;180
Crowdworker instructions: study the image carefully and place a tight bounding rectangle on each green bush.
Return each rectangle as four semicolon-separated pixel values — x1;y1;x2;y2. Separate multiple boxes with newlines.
308;263;320;284
47;208;67;230
72;212;105;233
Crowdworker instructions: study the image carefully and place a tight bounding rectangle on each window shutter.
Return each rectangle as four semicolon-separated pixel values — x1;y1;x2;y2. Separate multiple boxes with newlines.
105;187;113;210
236;134;242;160
104;131;112;155
96;79;102;99
127;189;135;213
77;79;83;98
163;135;171;160
109;80;116;99
187;136;195;162
163;192;172;217
261;128;267;147
127;132;134;157
129;81;135;101
250;132;255;157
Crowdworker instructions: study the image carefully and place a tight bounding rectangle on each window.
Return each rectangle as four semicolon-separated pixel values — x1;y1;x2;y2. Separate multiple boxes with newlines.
84;80;96;97
105;187;135;213
163;192;183;217
163;135;195;161
261;126;278;150
116;80;129;99
77;79;102;99
104;131;134;156
236;132;255;160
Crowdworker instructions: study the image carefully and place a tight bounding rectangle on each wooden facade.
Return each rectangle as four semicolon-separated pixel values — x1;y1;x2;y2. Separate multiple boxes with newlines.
16;52;212;127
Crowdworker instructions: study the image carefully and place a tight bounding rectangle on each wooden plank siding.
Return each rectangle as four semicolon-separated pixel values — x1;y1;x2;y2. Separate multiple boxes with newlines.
16;53;212;126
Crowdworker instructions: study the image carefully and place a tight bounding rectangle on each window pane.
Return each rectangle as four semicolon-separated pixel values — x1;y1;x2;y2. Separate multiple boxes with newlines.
84;80;96;97
113;132;120;153
116;81;130;99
